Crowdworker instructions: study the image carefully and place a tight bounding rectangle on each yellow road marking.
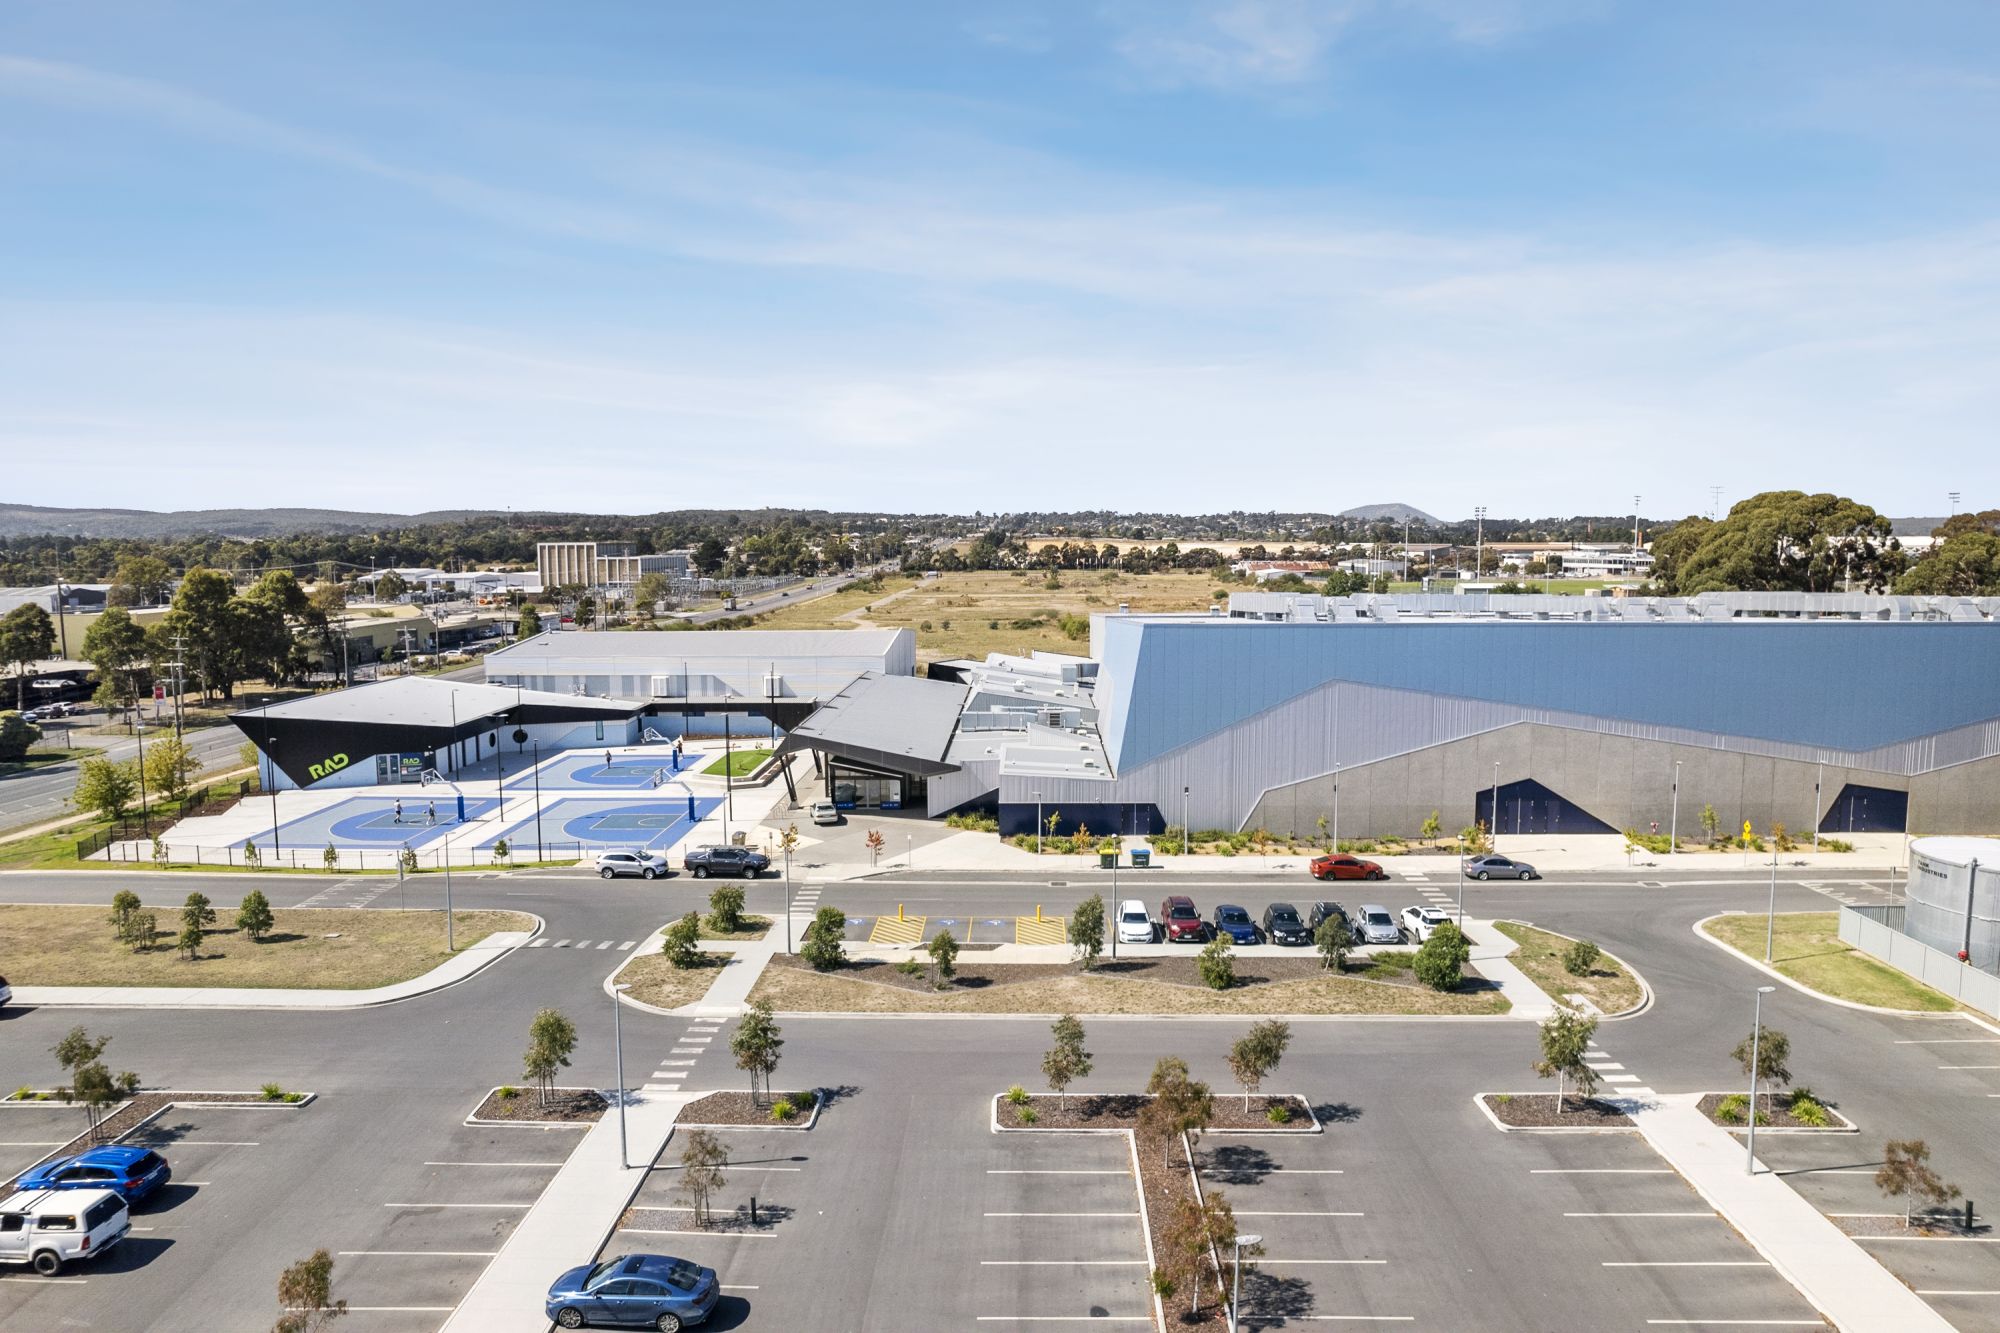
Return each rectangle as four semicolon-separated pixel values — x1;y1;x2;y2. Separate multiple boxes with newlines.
869;914;927;945
1016;915;1067;945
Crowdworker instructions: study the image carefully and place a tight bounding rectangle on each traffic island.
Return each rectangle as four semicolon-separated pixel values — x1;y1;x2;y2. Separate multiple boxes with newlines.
679;1088;825;1130
1696;911;1957;1012
994;1092;1317;1132
750;952;1509;1016
613;951;731;1011
1697;1089;1855;1132
1477;1092;1635;1131
1491;921;1648;1015
468;1086;609;1126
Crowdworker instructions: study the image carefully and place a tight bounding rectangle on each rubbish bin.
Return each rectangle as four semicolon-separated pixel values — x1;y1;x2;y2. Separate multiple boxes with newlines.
1130;845;1151;869
1099;848;1117;870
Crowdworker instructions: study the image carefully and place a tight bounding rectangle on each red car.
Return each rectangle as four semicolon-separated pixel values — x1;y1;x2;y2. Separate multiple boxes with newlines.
1310;853;1386;881
1159;896;1208;943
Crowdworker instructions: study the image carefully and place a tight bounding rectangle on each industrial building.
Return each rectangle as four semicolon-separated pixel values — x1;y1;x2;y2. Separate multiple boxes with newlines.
535;542;689;592
779;592;2000;841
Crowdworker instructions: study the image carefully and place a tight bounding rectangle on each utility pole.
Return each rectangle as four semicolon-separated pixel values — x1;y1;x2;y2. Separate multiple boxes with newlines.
170;629;189;743
1632;494;1643;555
1473;506;1486;581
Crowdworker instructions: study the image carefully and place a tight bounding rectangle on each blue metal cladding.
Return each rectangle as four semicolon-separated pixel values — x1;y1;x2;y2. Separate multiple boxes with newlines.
1102;620;2000;772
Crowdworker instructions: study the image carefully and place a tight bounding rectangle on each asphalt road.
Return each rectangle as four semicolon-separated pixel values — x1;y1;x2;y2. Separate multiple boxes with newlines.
0;720;246;834
680;566;890;625
1;861;1988;1332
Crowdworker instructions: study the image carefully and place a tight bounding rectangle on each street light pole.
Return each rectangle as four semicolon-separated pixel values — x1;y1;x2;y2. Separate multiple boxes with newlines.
1035;790;1043;856
1230;1232;1262;1333
443;849;455;952
613;981;631;1168
1331;764;1339;849
1766;839;1778;963
1746;986;1774;1174
1671;761;1681;857
1491;761;1500;846
1812;762;1823;853
133;716;149;838
1182;785;1190;856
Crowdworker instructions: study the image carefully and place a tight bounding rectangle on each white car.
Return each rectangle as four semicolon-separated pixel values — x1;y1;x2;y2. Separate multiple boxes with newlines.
0;972;10;1008
0;1187;130;1275
1400;905;1455;942
1116;899;1155;945
809;800;841;826
595;849;669;880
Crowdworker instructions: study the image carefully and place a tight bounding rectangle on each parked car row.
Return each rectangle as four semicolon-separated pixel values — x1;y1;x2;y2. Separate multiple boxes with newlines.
590;845;778;881
1;1145;172;1277
1121;895;1407;947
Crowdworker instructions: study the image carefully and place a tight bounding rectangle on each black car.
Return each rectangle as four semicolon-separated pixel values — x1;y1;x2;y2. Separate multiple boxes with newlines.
681;845;772;879
1307;901;1350;933
1261;902;1312;946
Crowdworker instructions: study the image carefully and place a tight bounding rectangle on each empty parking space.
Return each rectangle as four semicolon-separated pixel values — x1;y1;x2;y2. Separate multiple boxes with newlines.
0;1104;86;1187
978;1133;1154;1325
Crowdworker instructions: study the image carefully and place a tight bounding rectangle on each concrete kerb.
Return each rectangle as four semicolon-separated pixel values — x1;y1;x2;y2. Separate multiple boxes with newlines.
679;1088;824;1132
764;1009;1521;1023
1699;1093;1859;1135
1471;1092;1639;1136
464;1086;603;1130
7;915;544;1010
1692;912;1955;1017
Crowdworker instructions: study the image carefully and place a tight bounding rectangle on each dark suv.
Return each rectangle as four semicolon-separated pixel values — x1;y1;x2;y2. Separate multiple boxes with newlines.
682;845;771;879
1160;896;1208;943
1261;902;1311;946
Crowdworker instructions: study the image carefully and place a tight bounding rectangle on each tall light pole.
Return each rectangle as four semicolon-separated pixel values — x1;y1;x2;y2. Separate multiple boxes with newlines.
1401;519;1410;582
612;981;631;1168
1230;1232;1262;1333
1474;506;1487;581
1491;761;1500;845
1632;494;1643;555
1331;764;1339;850
1812;762;1823;854
1670;761;1682;857
1746;986;1775;1175
1035;789;1043;855
1182;785;1190;856
1765;836;1778;963
442;843;455;952
133;715;150;837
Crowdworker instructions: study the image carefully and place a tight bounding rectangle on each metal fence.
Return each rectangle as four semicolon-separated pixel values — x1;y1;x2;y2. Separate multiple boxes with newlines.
1840;904;2000;1017
73;779;256;860
92;840;601;873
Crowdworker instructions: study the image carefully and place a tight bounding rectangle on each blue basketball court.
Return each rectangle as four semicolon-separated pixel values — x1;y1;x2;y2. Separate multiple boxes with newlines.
239;795;502;852
516;752;695;792
478;796;723;853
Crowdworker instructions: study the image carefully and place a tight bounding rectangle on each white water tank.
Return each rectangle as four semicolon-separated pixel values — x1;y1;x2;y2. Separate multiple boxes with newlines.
1906;837;2000;966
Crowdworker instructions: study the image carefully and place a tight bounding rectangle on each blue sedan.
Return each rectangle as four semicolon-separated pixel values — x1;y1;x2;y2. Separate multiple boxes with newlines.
15;1145;171;1205
1210;904;1263;945
547;1253;720;1330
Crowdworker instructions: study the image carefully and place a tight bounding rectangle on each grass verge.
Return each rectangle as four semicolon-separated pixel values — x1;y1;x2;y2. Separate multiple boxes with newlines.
616;951;731;1009
1494;921;1645;1014
0;904;533;989
703;747;773;778
1699;912;1955;1012
748;960;1509;1016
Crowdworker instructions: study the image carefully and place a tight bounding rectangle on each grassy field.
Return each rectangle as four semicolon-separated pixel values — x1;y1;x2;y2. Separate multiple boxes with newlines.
1494;921;1645;1014
617;951;731;1009
748;963;1510;1016
1700;912;1956;1012
705;747;773;777
0;905;533;989
750;570;1233;663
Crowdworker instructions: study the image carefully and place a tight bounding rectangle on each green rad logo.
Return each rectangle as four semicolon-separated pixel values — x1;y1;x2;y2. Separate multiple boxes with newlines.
308;752;351;781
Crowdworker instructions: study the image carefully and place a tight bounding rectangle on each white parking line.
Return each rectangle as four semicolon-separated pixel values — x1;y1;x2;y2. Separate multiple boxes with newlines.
979;1260;1147;1266
551;939;571;947
721;1285;759;1291
1565;1212;1713;1218
0;1141;64;1146
1587;1062;1626;1071
1917;1289;2000;1295
1854;1235;2000;1243
343;1307;457;1313
974;1319;1157;1324
1258;1258;1388;1265
1895;1039;2000;1044
138;1140;259;1147
1201;1167;1343;1174
660;1060;698;1067
1237;1211;1364;1217
620;1227;774;1238
384;1201;531;1208
0;1275;86;1283
1938;1065;2000;1070
339;1250;499;1257
987;1169;1128;1175
423;1161;562;1168
1775;1168;1878;1175
984;1212;1138;1218
1643;1323;1824;1327
1604;1261;1767;1267
1532;1169;1671;1175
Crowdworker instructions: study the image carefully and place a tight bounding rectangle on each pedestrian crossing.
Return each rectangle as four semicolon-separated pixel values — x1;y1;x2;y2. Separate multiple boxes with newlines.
526;938;639;949
643;1019;724;1095
1586;1038;1654;1101
298;877;399;910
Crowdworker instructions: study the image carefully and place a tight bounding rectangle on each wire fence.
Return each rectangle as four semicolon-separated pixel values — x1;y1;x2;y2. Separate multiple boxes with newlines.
90;840;607;873
73;779;257;861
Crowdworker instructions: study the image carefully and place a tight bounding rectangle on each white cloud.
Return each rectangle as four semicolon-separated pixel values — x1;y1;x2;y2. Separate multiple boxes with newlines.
1106;0;1364;90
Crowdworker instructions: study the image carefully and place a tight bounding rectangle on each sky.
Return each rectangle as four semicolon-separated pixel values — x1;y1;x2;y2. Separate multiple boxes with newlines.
2;1;1997;521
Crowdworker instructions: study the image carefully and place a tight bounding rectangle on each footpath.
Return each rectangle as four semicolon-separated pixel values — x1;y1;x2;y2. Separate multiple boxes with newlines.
1631;1094;1952;1333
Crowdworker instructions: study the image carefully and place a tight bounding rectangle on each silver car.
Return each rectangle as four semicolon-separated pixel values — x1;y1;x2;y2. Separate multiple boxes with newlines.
595;849;669;880
1461;854;1539;881
1355;903;1402;945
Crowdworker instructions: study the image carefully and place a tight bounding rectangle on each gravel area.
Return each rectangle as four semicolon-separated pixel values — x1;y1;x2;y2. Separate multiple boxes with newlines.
1697;1090;1850;1129
1480;1092;1635;1128
998;1092;1312;1131
473;1087;607;1123
680;1090;821;1127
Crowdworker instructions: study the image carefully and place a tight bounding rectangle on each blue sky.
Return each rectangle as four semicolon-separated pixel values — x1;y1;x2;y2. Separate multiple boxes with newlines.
3;1;1997;519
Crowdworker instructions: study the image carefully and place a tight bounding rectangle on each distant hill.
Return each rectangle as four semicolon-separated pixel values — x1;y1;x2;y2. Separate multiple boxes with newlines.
1338;503;1442;526
0;505;503;539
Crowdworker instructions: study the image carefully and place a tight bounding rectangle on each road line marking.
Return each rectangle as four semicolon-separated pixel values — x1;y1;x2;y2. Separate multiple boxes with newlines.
1938;1065;2000;1070
660;1060;698;1067
341;1307;457;1313
1586;1062;1626;1070
1532;1169;1671;1174
338;1250;499;1256
984;1212;1139;1217
1643;1323;1826;1327
1854;1235;2000;1243
1201;1167;1343;1174
528;939;547;947
672;1048;705;1055
552;940;570;947
1916;1289;2000;1295
618;940;636;948
1237;1211;1365;1217
619;1227;774;1238
383;1201;531;1208
979;1260;1148;1266
596;940;614;949
1601;1074;1642;1083
1604;1261;1766;1267
1565;1212;1714;1218
131;1140;259;1146
0;1275;86;1283
987;1169;1129;1175
1895;1039;2000;1044
423;1162;562;1168
1258;1259;1388;1265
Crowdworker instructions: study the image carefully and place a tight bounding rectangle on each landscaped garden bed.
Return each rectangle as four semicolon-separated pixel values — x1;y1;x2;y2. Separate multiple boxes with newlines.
1492;921;1646;1015
615;950;730;1010
0;903;533;989
995;1092;1315;1132
700;914;771;942
1697;1088;1853;1131
470;1086;608;1124
1478;1092;1635;1130
680;1089;823;1129
749;951;1507;1016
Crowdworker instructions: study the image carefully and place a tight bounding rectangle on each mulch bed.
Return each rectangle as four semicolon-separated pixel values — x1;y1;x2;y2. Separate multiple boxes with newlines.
1481;1093;1634;1128
4;1091;307;1182
999;1092;1317;1329
1000;1093;1312;1131
1697;1091;1848;1130
473;1087;607;1123
771;951;1378;995
680;1090;821;1127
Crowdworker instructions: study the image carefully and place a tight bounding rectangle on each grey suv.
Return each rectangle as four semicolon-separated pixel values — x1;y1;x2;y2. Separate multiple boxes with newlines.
682;845;771;879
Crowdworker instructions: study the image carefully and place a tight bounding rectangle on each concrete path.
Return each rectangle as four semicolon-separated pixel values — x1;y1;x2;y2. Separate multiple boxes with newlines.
438;1087;695;1333
1630;1093;1952;1333
9;928;535;1008
1462;918;1557;1020
680;939;780;1018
